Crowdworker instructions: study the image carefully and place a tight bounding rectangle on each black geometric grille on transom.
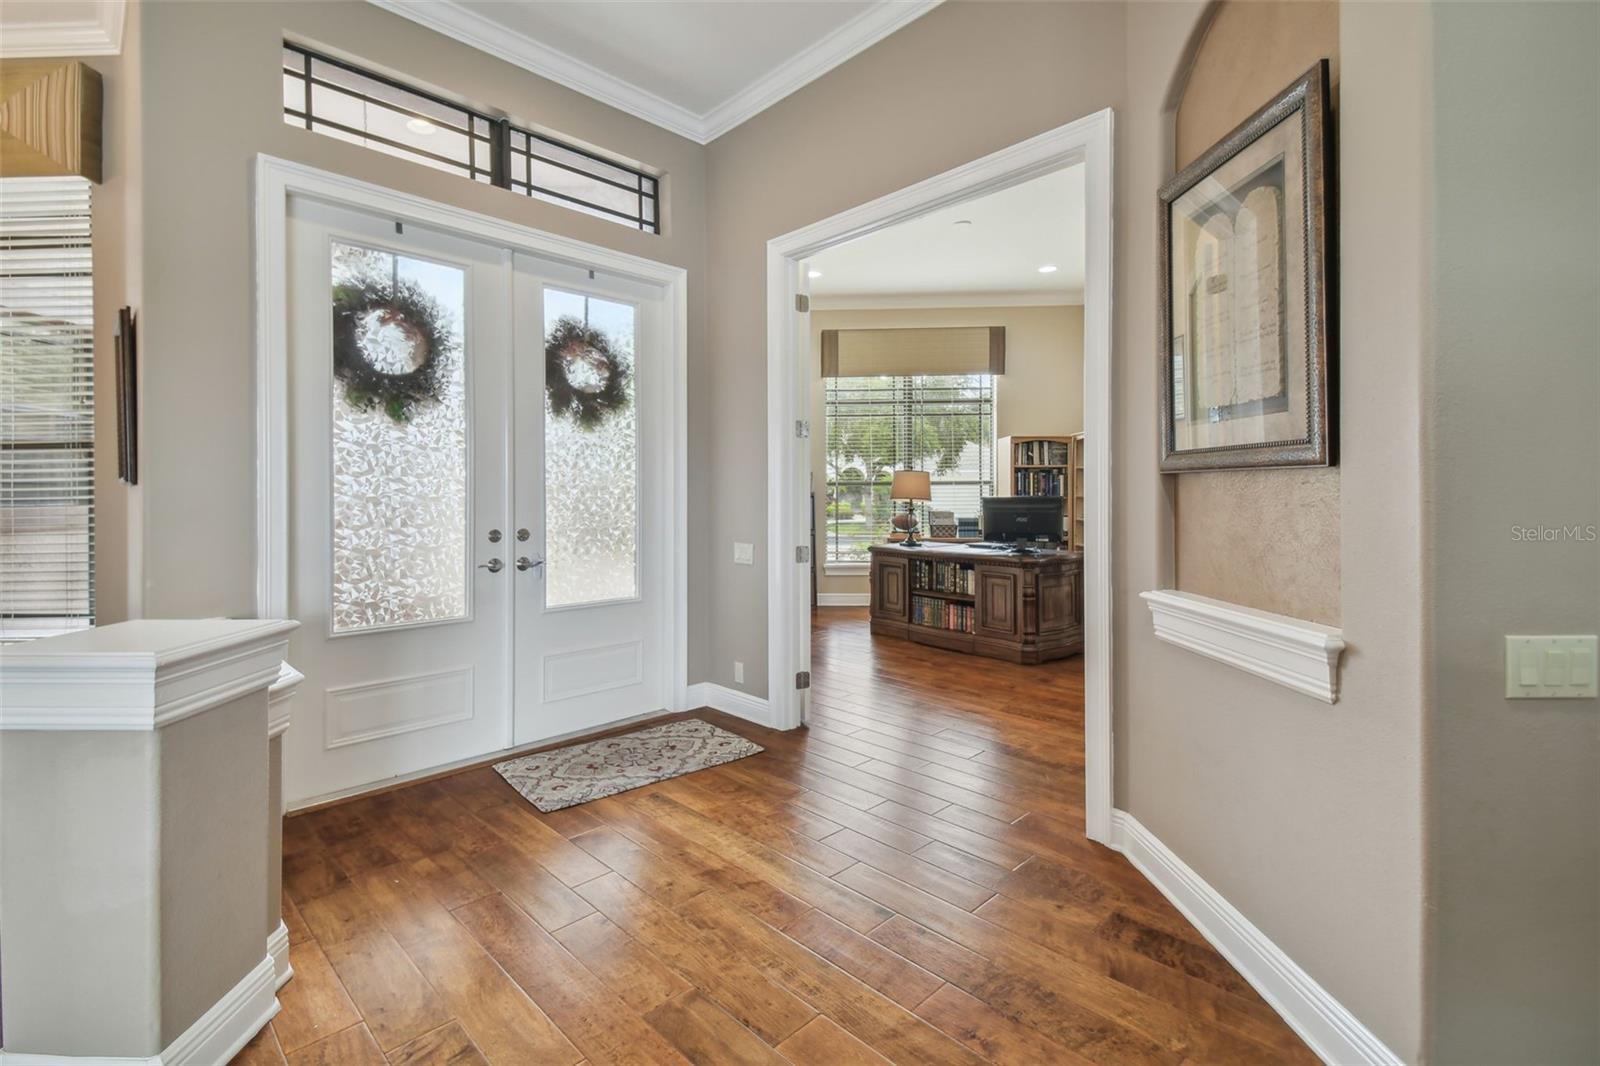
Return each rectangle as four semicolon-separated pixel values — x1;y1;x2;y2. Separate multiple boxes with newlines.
282;43;661;234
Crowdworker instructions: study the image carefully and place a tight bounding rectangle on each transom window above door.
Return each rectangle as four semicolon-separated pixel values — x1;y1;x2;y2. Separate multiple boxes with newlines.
282;43;661;234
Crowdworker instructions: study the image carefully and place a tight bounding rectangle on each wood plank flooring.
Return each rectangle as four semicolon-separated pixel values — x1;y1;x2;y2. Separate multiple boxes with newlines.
236;608;1314;1065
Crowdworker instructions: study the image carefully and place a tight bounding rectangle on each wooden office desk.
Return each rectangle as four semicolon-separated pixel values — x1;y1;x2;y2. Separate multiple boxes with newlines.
867;542;1083;663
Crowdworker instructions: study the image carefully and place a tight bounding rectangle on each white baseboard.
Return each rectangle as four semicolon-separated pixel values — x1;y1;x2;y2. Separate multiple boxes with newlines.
816;592;870;607
686;682;774;728
268;919;293;989
1110;811;1403;1066
0;955;278;1066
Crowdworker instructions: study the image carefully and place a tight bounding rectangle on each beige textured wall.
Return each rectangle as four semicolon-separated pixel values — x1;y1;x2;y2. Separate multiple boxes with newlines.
1170;1;1341;625
1117;1;1428;1056
706;1;1126;693
1426;3;1600;1060
126;0;712;676
810;304;1084;597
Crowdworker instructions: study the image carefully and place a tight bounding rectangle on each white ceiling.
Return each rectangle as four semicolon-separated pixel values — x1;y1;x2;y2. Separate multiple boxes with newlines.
0;0;124;58
369;0;941;144
807;164;1086;306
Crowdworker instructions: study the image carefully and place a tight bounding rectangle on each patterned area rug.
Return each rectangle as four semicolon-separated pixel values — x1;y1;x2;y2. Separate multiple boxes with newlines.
492;718;764;812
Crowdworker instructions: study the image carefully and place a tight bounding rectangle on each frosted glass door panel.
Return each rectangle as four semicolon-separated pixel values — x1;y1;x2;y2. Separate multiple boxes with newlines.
543;288;637;608
330;241;468;633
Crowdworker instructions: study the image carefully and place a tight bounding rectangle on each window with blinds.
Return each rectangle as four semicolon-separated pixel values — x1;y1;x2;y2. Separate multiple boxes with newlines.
823;374;994;564
0;176;94;641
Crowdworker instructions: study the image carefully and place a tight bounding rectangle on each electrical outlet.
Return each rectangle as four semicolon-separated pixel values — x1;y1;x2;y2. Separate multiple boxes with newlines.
734;661;744;684
1505;636;1598;699
733;542;754;566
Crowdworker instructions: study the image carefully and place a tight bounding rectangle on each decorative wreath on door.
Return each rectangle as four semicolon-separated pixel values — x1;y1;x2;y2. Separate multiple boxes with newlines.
332;277;454;423
545;316;631;428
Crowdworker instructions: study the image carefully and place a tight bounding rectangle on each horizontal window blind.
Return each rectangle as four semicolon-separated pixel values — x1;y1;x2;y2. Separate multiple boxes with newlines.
824;374;994;563
0;176;94;641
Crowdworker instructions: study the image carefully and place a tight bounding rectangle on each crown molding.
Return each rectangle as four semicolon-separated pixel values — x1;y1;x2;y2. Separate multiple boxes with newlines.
810;290;1084;311
0;1;124;58
696;0;942;142
365;0;941;144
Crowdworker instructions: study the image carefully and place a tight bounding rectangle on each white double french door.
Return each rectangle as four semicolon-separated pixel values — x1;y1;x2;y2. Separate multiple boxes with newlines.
284;197;669;805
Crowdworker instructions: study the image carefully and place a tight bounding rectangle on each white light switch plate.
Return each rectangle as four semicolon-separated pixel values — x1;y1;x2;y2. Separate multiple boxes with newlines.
733;542;753;566
1505;635;1598;699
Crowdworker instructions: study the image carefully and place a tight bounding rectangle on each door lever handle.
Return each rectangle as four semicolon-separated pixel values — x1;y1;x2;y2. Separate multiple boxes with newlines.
479;558;504;573
516;556;544;573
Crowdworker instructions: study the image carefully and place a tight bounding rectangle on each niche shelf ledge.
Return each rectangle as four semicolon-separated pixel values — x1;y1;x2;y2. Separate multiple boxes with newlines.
1140;589;1346;703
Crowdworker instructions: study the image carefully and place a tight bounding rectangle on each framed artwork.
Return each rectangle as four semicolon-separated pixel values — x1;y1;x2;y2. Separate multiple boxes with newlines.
1158;60;1335;471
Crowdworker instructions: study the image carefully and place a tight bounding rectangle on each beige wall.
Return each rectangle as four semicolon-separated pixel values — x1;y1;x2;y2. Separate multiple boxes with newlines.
1119;3;1431;1055
711;11;1430;1055
706;1;1126;692
1426;3;1599;1060
84;21;140;625
1171;1;1341;626
810;304;1084;597
122;0;713;675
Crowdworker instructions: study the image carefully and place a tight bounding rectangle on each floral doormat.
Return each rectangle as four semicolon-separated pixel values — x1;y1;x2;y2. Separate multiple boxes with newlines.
492;718;763;812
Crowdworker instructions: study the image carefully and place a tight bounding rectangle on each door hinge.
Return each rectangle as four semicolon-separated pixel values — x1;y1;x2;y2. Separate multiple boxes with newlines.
795;545;810;564
795;671;811;690
795;294;810;313
794;419;810;439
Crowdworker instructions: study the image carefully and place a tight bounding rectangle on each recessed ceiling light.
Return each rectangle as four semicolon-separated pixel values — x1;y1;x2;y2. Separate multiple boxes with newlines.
406;118;437;135
808;270;823;279
1037;264;1059;274
953;219;973;226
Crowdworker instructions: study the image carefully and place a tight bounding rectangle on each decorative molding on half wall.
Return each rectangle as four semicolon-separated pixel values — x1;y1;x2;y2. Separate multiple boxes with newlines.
1141;589;1346;703
686;682;773;728
1111;812;1404;1066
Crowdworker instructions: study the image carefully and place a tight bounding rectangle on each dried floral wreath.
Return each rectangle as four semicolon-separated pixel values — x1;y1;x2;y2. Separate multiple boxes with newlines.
545;315;631;428
332;276;454;423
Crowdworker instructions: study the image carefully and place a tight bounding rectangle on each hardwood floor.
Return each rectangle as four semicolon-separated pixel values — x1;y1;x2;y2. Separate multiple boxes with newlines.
237;608;1315;1065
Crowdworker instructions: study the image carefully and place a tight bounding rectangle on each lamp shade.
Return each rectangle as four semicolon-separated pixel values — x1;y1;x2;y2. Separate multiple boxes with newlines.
889;470;932;502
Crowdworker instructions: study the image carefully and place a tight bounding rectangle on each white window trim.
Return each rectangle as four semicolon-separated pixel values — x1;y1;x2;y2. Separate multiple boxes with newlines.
823;561;869;577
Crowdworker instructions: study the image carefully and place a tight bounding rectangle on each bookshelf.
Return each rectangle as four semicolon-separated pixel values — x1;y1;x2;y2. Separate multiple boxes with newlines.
908;558;976;635
999;433;1086;551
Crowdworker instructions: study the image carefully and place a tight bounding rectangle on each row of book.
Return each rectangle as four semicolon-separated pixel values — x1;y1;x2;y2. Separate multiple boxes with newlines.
910;559;975;595
1014;469;1067;497
1014;440;1070;466
911;595;975;634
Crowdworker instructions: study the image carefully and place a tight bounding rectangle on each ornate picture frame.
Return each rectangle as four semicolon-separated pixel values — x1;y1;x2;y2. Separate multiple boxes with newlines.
1158;60;1336;471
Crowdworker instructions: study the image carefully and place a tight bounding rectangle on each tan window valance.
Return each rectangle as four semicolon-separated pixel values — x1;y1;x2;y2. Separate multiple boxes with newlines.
820;326;1005;378
0;60;103;182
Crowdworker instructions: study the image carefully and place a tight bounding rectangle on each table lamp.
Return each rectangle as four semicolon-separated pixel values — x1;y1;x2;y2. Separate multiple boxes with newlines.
889;470;932;546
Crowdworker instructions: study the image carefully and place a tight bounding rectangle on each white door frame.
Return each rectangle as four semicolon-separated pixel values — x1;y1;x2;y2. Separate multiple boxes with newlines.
765;110;1116;844
253;154;691;720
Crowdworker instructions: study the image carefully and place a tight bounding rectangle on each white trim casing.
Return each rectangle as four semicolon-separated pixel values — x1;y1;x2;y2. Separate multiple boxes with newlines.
252;154;691;719
816;593;870;608
267;920;293;989
810;290;1084;311
686;682;773;728
267;662;304;739
0;1;125;58
365;0;940;144
1111;812;1402;1066
0;955;278;1066
766;110;1116;843
0;620;298;731
1140;589;1346;703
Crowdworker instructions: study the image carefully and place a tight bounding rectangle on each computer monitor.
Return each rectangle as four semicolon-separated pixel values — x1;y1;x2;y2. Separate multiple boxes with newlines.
981;496;1062;547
